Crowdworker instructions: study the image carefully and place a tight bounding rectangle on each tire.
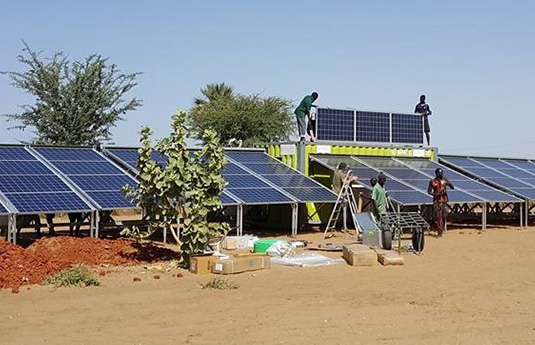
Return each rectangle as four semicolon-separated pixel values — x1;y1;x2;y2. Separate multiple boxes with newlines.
412;229;425;252
382;230;392;250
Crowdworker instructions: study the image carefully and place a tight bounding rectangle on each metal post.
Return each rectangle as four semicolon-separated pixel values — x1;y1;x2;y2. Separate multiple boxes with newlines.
482;203;487;231
291;203;298;237
95;212;100;238
296;143;305;173
8;214;17;244
237;205;243;236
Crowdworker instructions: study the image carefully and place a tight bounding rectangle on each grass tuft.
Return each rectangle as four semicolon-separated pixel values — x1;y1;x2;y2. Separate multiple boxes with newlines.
200;277;239;290
43;264;101;287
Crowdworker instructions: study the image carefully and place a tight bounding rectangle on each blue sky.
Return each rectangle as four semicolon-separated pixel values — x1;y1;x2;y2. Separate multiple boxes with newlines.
1;1;533;158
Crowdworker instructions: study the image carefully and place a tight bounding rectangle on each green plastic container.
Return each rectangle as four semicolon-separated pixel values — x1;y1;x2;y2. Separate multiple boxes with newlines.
253;239;278;253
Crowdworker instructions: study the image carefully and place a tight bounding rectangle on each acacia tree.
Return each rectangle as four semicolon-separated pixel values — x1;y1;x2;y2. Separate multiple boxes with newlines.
123;110;230;265
1;41;142;145
188;83;294;146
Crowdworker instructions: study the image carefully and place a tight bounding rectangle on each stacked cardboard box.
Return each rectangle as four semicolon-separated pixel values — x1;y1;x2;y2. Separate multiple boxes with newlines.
190;255;222;274
212;256;271;274
375;249;404;266
342;244;376;266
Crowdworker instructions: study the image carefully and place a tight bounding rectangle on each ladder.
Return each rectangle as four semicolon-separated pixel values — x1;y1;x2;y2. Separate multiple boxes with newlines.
324;171;360;239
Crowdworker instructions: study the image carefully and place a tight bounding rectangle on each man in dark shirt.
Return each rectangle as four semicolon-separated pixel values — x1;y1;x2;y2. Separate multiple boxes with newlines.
294;92;319;143
414;94;432;146
428;168;454;237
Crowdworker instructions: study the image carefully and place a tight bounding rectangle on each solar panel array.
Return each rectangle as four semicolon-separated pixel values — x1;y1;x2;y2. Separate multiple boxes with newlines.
33;147;138;210
311;155;433;205
440;155;535;199
226;151;338;203
222;161;294;204
0;146;93;214
106;147;244;206
106;148;337;205
316;107;424;144
400;158;521;203
354;156;484;204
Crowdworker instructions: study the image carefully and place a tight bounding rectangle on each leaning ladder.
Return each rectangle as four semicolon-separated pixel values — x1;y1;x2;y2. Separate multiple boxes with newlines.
324;171;360;239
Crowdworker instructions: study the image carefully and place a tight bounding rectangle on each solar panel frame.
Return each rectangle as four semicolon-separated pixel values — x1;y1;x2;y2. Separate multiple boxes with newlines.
227;150;337;204
311;154;433;206
105;147;243;206
400;157;520;203
440;155;535;200
315;107;424;145
0;146;95;214
33;147;139;210
354;156;484;204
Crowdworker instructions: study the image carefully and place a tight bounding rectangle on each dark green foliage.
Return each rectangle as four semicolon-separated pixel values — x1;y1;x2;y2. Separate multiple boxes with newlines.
189;83;294;146
1;41;142;145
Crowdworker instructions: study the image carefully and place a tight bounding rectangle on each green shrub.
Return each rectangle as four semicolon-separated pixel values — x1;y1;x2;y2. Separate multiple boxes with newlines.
200;277;239;290
43;265;100;287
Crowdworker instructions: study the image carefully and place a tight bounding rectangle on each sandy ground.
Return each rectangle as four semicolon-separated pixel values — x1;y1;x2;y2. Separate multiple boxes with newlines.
1;226;535;345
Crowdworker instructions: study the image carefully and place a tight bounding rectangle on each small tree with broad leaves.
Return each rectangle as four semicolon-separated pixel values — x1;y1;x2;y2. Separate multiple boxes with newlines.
122;110;230;266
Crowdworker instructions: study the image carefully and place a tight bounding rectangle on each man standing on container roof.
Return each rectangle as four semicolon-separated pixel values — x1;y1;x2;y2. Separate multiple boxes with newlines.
294;92;319;143
414;94;432;146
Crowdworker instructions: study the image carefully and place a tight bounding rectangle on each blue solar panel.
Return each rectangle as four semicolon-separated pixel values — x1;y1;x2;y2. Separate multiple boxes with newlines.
7;192;91;214
315;108;425;144
391;113;424;144
0;146;93;213
398;158;520;203
224;174;271;189
36;147;108;162
0;201;8;214
503;159;535;172
440;155;535;200
228;151;337;203
106;148;168;173
316;108;354;141
227;188;293;204
312;155;432;205
34;147;138;210
0;147;35;160
355;156;484;204
356;111;390;142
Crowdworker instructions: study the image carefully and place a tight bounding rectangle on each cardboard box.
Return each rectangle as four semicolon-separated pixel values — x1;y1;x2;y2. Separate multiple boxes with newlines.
212;256;271;274
343;244;376;266
377;251;404;266
224;238;237;250
190;255;221;274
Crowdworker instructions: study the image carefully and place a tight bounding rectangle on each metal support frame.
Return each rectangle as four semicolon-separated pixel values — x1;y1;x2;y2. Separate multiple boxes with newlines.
237;205;243;236
8;214;17;244
291;203;298;237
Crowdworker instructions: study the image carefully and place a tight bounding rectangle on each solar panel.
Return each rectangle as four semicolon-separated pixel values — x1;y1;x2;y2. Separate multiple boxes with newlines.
391;113;423;144
227;151;337;203
401;158;520;203
34;147;138;210
0;200;9;214
440;155;535;200
106;147;239;205
221;161;294;205
315;107;424;144
311;154;432;205
356;111;390;142
316;108;354;141
0;146;93;214
355;156;483;204
106;147;168;173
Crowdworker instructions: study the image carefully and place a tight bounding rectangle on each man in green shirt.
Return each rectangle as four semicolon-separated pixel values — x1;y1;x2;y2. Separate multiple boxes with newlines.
294;92;319;143
372;173;388;214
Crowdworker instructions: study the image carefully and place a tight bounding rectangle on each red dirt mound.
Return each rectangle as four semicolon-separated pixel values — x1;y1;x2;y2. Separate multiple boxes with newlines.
0;237;180;291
